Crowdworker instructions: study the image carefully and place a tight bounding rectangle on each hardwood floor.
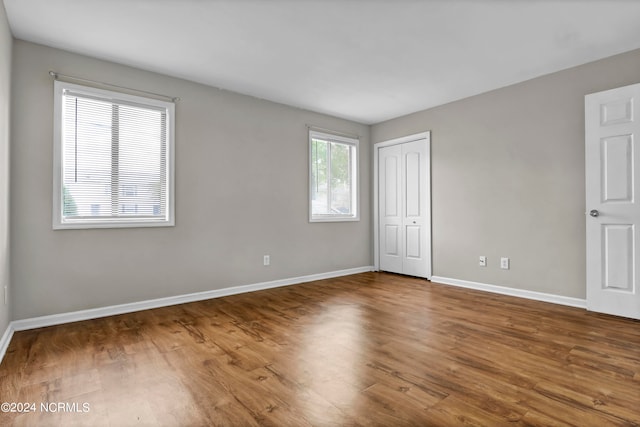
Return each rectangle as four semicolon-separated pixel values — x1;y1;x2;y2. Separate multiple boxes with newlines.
1;272;639;426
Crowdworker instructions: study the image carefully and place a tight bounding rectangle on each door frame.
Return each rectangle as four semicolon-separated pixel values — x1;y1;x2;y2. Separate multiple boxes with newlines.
373;131;432;278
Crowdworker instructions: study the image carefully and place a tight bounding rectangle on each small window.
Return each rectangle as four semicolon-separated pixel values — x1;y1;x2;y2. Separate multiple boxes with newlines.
309;130;359;222
53;81;175;229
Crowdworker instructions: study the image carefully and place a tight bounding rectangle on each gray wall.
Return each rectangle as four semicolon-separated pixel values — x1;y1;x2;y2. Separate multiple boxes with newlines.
0;3;11;334
8;37;640;320
372;48;640;299
11;40;371;320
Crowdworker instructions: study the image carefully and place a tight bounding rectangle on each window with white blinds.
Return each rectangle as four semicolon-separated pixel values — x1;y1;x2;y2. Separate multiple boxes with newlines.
53;81;175;229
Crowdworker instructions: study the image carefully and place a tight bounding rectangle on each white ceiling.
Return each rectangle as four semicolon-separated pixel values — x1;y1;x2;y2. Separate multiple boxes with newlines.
4;0;640;124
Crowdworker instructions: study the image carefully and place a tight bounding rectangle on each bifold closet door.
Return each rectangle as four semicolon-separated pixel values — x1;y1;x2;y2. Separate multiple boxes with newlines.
378;139;429;278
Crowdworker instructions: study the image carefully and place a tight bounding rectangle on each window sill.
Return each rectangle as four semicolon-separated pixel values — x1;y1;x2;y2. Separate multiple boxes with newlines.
53;218;175;230
309;216;360;223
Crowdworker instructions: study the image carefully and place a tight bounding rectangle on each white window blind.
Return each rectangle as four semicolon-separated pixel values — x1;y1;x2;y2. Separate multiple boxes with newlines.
53;81;175;229
309;130;359;222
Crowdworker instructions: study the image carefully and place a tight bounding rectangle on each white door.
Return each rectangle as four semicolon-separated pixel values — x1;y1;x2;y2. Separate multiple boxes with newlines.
585;83;640;320
379;144;404;274
377;134;431;279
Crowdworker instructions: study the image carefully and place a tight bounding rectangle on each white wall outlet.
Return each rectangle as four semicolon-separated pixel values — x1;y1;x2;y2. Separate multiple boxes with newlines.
500;257;510;270
263;255;270;266
479;256;487;267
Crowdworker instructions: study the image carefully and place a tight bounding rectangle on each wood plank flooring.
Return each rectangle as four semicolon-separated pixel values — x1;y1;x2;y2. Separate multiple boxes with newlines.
0;272;639;426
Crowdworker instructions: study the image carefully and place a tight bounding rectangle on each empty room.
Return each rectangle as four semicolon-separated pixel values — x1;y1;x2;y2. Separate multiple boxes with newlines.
0;0;639;426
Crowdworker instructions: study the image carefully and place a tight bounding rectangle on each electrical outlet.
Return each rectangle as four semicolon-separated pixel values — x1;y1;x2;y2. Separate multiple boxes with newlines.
263;255;270;266
479;256;487;267
500;257;510;270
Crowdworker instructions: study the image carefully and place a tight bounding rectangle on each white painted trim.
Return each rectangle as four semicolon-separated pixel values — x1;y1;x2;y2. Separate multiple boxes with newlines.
11;266;373;332
374;132;431;149
373;131;432;278
431;276;587;309
0;323;14;365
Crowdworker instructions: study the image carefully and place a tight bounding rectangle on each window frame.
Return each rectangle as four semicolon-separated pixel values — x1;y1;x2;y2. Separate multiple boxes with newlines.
308;129;359;222
52;80;175;230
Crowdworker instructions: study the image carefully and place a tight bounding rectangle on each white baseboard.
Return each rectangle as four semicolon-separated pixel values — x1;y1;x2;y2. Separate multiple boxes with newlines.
0;322;14;365
430;276;586;309
11;266;374;332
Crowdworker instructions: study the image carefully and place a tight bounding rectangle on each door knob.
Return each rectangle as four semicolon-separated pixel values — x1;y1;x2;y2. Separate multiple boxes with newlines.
589;209;599;217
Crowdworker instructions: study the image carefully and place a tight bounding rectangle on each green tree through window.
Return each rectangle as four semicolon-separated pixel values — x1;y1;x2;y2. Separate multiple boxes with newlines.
62;185;78;216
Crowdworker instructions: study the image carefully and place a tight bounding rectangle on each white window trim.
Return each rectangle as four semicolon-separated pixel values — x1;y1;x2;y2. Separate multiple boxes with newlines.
52;80;175;230
308;129;359;222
